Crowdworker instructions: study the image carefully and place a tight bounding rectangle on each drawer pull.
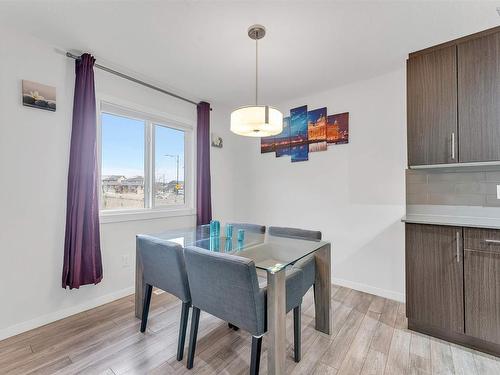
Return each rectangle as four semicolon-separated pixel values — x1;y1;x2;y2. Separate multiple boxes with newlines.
484;239;500;245
456;231;460;263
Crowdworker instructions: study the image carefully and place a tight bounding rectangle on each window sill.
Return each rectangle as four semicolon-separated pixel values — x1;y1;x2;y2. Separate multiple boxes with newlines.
100;208;196;224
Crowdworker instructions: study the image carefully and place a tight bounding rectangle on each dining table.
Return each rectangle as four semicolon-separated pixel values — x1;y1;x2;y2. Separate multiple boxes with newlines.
134;226;332;375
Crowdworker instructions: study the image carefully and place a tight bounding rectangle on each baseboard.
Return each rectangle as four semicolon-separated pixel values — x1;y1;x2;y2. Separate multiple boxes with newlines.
0;286;134;341
332;277;405;302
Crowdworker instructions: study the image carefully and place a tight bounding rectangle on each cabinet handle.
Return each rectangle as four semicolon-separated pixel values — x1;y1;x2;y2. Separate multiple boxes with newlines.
456;231;460;263
484;239;500;244
451;132;456;160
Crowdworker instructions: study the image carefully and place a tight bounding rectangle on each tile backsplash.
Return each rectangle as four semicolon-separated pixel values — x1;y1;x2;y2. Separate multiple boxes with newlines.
406;169;500;207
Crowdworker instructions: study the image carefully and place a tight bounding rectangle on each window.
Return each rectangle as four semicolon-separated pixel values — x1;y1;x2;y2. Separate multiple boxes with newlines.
101;113;145;209
99;101;192;214
154;124;185;206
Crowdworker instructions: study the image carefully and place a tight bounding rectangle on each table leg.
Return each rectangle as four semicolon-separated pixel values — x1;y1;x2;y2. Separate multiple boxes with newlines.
267;268;287;375
135;241;145;319
314;243;331;334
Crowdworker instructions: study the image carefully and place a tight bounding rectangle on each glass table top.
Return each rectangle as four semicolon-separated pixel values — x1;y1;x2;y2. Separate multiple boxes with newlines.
147;226;329;272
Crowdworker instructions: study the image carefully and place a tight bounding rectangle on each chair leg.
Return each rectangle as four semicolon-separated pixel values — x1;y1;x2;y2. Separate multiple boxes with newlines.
187;306;200;369
228;323;240;331
250;335;262;375
140;284;153;333
177;302;190;361
293;305;301;362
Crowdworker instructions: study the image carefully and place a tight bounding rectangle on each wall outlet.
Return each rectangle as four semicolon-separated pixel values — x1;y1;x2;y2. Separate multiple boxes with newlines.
122;255;130;268
497;185;500;199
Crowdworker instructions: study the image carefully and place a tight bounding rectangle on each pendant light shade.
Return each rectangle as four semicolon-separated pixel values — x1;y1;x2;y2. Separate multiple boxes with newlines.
230;105;283;137
230;25;283;137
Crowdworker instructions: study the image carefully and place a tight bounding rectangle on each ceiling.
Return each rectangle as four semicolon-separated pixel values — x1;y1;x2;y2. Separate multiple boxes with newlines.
0;1;498;106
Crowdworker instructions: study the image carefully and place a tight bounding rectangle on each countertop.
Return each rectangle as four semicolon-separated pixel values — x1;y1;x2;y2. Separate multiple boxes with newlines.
402;205;500;230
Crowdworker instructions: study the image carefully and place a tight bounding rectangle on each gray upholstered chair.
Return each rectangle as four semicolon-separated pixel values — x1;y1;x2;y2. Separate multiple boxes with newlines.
268;226;322;298
183;246;303;374
136;235;191;361
227;222;266;234
222;223;265;331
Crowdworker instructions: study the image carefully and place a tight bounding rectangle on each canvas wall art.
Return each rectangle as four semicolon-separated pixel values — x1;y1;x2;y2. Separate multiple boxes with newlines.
327;112;349;144
260;134;275;153
290;105;308;162
211;133;223;148
275;116;290;157
260;105;348;163
22;80;56;112
307;107;327;152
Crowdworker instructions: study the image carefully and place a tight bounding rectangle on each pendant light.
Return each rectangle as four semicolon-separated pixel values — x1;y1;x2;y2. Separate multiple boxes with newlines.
230;25;283;137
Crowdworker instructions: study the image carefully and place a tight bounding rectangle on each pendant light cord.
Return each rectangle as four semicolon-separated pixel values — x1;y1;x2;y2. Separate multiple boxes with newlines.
255;31;258;106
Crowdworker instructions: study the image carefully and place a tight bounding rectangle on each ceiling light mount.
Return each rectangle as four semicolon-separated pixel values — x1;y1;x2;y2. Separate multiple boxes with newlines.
248;25;266;40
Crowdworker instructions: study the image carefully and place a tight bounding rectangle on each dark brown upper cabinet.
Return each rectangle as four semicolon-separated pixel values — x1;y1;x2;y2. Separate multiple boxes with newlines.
458;32;500;162
407;26;500;167
406;224;464;333
407;46;458;166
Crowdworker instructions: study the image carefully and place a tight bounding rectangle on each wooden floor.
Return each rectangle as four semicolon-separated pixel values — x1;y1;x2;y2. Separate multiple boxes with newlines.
2;285;500;375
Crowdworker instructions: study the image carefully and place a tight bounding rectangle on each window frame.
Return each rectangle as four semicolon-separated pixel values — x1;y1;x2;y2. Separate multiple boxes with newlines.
97;98;195;223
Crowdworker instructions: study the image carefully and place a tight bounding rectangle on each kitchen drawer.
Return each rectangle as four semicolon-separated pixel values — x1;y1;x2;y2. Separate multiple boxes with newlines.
464;228;500;253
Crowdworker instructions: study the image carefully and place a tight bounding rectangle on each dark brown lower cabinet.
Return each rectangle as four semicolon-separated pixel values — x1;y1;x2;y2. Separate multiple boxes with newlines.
406;224;500;357
464;228;500;345
406;224;464;333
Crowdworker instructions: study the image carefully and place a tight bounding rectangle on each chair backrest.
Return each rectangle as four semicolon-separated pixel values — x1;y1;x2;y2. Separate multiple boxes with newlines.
184;246;266;336
268;226;322;240
227;223;266;234
136;235;191;303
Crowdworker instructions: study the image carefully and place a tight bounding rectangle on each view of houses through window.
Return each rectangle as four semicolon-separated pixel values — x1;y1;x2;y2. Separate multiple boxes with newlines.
100;110;186;210
154;124;185;206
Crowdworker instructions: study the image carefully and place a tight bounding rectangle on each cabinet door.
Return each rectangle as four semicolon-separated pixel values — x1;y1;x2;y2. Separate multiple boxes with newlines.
407;47;458;166
406;224;464;333
458;32;500;162
464;228;500;344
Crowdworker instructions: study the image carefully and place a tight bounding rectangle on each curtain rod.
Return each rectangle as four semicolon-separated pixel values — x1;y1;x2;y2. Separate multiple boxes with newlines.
66;52;199;106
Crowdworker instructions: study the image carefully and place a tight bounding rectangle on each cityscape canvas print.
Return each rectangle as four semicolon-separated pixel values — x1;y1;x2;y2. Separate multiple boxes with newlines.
307;107;327;152
22;80;56;111
260;134;275;153
275;116;290;157
327;112;349;144
261;106;349;162
290;105;308;162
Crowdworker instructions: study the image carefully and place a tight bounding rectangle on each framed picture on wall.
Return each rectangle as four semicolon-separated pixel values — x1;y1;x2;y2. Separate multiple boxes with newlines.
211;133;223;148
22;80;56;112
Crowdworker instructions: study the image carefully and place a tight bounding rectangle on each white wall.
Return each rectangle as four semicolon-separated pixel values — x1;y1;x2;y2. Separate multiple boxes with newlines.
0;26;247;339
210;103;255;222
238;69;408;301
0;24;406;339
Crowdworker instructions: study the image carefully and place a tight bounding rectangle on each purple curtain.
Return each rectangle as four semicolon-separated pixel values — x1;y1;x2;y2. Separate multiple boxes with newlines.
196;102;212;225
62;54;103;289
